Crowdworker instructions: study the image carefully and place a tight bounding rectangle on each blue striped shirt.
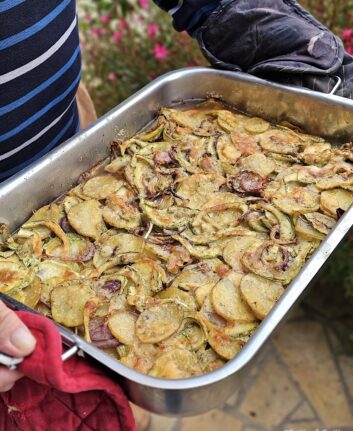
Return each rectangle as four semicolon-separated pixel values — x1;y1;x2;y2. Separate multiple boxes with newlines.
0;0;81;181
0;0;219;181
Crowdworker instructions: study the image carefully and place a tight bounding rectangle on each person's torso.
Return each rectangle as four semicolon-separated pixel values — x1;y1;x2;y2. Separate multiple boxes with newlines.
0;0;81;181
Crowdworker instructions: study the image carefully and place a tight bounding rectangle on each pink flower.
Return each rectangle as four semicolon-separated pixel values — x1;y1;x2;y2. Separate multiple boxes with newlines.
108;72;117;81
342;28;353;40
347;46;353;55
153;43;169;61
91;27;107;37
147;24;159;40
91;27;100;37
113;31;123;43
84;14;92;22
119;19;128;30
101;14;110;24
139;0;149;9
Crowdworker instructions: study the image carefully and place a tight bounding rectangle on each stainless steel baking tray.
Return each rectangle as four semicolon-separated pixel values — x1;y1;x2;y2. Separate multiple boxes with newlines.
1;67;353;416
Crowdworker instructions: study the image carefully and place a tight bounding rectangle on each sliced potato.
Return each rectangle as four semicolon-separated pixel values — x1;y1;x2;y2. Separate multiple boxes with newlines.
67;200;105;240
136;302;184;343
176;173;225;210
93;233;144;269
191;201;246;234
15;233;42;262
211;275;256;322
62;195;82;213
36;260;80;282
224;322;259;340
0;258;33;293
103;195;141;229
304;212;336;234
208;328;244;360
44;233;94;262
105;155;131;174
156;287;197;310
320;188;353;218
223;235;259;271
194;284;214;308
273;186;320;215
108;310;137;345
160;316;207;351
149;349;202;378
240;153;275;177
171;260;221;292
23;203;63;239
82;175;122;199
140;200;195;229
295;216;325;241
244;117;270;134
108;293;128;313
120;342;159;374
216;135;241;164
167;108;216;136
175;234;225;259
10;276;42;308
259;129;304;155
217;110;241;132
51;280;96;327
131;258;166;293
40;277;65;306
315;171;353;191
240;273;284;319
197;348;225;373
199;295;227;330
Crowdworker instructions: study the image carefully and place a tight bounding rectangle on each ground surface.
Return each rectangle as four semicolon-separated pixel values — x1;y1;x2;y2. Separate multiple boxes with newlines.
142;306;353;431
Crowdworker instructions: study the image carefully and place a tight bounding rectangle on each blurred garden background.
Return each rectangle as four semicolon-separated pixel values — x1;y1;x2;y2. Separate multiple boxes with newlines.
77;0;353;355
78;0;353;116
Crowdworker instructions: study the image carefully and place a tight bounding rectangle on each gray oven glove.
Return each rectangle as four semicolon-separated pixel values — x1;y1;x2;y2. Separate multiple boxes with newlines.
195;0;353;99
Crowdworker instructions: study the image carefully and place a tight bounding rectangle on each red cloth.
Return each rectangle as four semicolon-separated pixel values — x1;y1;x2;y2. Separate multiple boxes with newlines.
0;311;136;431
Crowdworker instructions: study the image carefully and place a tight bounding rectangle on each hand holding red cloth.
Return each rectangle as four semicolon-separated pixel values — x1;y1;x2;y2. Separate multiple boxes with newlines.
0;311;136;431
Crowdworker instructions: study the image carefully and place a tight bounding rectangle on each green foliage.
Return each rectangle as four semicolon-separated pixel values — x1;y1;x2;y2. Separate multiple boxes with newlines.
303;235;353;355
78;0;206;116
300;0;353;32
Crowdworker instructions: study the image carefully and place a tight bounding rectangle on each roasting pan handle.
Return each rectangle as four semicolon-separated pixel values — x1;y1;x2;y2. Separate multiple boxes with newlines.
0;344;79;370
329;75;342;95
0;293;80;370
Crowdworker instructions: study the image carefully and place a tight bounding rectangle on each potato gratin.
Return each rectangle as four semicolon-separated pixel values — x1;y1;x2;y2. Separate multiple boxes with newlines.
1;101;353;378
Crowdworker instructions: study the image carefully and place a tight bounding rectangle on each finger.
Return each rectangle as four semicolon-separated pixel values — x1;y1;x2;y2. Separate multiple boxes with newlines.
0;367;23;393
0;301;36;357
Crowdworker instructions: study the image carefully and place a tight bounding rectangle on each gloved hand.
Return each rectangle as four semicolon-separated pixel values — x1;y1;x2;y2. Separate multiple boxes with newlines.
195;0;353;98
0;301;36;392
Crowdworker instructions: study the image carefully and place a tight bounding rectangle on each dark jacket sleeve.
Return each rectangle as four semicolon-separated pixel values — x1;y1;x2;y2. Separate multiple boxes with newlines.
154;0;353;99
152;0;221;34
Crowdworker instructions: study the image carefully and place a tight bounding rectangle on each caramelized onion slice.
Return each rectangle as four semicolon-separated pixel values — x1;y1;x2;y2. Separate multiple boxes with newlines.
241;240;314;285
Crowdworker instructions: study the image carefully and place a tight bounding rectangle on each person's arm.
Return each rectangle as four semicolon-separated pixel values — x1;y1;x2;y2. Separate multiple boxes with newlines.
152;0;221;34
0;301;36;392
153;0;353;99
